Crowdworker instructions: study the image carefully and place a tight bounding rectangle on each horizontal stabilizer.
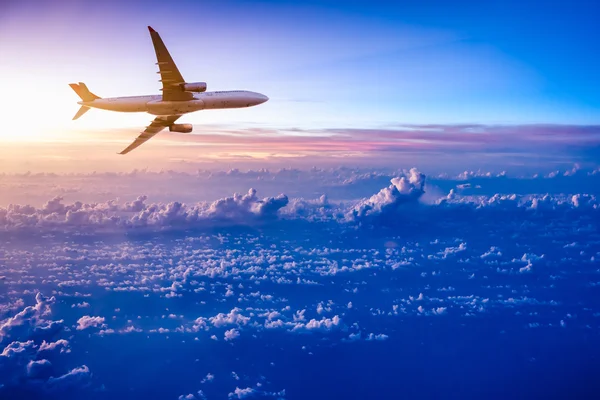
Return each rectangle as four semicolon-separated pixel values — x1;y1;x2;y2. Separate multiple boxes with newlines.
72;106;90;120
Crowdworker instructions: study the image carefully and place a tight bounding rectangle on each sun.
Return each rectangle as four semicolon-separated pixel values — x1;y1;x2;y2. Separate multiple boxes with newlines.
0;83;74;142
0;82;147;143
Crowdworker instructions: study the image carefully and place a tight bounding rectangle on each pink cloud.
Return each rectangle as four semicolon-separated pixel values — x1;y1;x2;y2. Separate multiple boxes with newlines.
0;124;597;173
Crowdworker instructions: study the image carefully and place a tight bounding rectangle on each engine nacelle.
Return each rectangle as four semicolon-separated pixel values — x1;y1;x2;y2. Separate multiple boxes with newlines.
181;82;207;92
169;123;193;133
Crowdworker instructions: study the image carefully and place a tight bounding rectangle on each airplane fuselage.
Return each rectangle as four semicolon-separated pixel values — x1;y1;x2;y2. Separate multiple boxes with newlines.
79;90;268;116
70;26;269;153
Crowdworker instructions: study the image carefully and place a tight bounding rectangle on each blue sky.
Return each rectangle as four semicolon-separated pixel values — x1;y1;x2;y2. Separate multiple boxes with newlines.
0;0;599;172
1;0;599;129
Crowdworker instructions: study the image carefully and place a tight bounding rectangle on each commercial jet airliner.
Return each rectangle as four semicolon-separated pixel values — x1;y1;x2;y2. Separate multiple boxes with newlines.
69;26;268;154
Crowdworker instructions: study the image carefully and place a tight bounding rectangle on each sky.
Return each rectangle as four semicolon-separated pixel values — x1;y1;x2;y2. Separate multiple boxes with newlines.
0;0;599;172
1;3;600;399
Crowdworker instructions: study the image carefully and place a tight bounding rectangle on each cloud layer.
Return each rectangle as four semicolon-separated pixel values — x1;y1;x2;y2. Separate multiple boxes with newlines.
0;167;597;233
0;295;91;394
1;124;599;173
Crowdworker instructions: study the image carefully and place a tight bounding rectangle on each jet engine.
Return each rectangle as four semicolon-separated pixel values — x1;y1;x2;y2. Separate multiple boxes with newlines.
169;123;193;133
181;82;207;92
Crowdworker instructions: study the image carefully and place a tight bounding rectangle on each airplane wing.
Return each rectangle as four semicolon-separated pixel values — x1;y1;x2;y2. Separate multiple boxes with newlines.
119;115;181;155
148;26;193;102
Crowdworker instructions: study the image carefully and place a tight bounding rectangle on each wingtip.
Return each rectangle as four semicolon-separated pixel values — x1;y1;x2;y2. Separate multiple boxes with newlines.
148;26;156;33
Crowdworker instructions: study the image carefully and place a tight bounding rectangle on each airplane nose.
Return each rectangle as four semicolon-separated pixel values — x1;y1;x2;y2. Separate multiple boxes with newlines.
257;93;269;104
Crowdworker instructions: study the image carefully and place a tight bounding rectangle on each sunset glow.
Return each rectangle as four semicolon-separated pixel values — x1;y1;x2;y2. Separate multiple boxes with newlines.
1;0;598;171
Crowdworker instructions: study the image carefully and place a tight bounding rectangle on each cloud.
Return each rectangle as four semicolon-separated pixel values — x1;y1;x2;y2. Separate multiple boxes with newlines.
76;316;106;331
1;173;597;398
209;308;250;328
71;302;90;309
7;124;600;172
229;387;257;399
1;340;38;386
45;365;91;392
293;315;342;332
206;189;288;221
38;339;69;353
201;373;215;383
0;188;289;232
27;359;53;379
0;295;92;393
224;328;241;341
1;182;597;236
228;386;286;399
0;293;62;344
349;168;426;221
366;333;389;341
1;339;36;358
1;165;599;234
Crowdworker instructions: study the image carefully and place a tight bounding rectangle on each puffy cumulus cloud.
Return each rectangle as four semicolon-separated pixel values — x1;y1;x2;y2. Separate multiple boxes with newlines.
122;195;148;212
224;328;241;341
76;316;106;331
206;189;288;221
0;188;288;232
228;386;286;399
571;194;597;208
208;308;251;328
0;293;62;344
38;339;70;353
366;333;389;341
292;315;342;332
437;193;600;217
45;365;91;392
281;195;341;222
229;387;257;399
27;359;53;379
1;171;599;234
350;168;426;221
1;340;38;386
201;373;215;383
0;294;92;393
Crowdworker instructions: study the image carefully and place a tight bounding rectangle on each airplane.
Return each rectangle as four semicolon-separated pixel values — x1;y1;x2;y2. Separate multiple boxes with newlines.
69;26;269;154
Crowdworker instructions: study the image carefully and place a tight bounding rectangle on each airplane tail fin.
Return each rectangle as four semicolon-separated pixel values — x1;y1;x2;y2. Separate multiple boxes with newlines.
72;106;91;120
69;82;101;102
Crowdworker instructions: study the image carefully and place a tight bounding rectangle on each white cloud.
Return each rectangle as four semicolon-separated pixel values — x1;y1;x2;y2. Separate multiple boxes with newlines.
201;373;215;383
350;168;426;221
293;315;342;332
0;294;92;393
224;328;241;341
38;339;69;353
210;308;250;328
0;293;63;344
76;316;106;331
45;365;91;392
366;333;389;341
229;386;256;399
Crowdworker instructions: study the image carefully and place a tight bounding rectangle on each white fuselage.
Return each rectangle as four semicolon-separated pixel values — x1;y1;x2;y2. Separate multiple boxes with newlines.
79;90;268;116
